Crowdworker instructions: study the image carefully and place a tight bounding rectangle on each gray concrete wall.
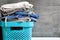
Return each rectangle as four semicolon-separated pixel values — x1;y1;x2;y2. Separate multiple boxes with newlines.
7;0;25;3
1;0;60;37
0;0;7;6
27;0;60;37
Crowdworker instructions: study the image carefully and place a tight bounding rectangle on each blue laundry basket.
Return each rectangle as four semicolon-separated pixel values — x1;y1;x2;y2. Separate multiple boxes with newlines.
1;21;34;40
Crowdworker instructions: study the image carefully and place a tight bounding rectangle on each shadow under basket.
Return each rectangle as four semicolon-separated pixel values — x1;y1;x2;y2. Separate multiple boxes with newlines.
1;21;34;40
0;27;3;40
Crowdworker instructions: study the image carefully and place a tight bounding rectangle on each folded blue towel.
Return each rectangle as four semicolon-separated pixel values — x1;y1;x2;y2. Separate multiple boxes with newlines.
15;11;39;19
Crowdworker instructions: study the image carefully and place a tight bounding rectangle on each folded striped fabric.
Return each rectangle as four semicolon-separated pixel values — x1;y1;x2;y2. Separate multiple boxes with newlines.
1;11;39;22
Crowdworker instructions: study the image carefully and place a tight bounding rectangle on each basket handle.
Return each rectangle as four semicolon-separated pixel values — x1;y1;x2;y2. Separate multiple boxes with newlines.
4;17;7;27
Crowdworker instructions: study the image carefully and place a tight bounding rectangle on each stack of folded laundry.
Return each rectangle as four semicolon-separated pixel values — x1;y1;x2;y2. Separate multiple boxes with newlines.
0;1;39;22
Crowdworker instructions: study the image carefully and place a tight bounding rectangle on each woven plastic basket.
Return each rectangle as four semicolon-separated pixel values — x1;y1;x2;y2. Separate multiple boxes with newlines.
1;21;34;40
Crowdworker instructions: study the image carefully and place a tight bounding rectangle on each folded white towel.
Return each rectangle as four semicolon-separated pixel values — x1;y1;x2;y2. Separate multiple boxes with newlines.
0;1;33;12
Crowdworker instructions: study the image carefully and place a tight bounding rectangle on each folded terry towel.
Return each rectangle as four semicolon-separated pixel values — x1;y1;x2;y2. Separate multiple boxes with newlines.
0;1;33;12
